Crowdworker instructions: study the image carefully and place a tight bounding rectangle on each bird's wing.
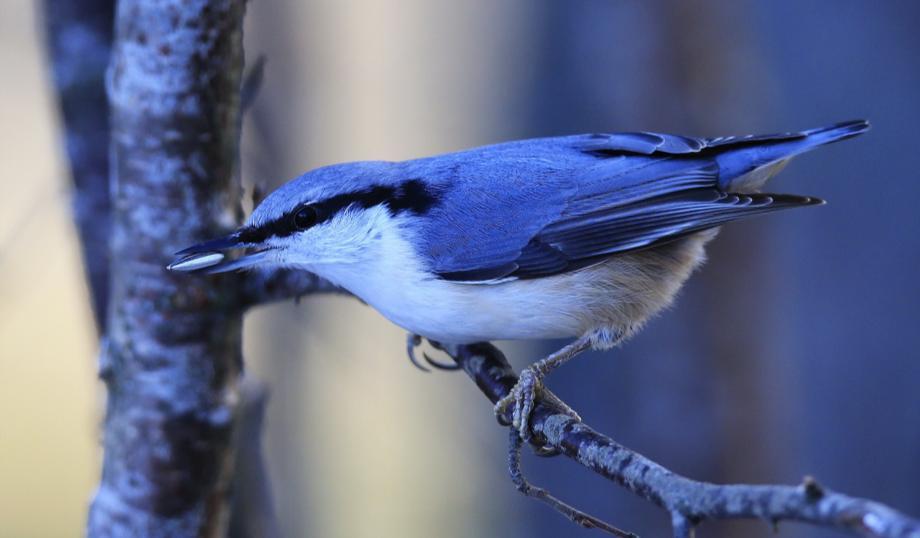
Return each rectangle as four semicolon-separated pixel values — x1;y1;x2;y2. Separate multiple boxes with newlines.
412;132;818;282
507;187;819;279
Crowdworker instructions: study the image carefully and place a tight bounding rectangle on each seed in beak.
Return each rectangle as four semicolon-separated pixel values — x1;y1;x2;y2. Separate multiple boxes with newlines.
167;252;226;272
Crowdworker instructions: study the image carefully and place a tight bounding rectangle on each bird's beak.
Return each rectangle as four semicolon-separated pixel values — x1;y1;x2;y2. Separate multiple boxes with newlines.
167;232;272;274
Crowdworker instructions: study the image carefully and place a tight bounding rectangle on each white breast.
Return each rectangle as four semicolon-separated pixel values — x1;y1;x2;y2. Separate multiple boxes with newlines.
311;213;714;345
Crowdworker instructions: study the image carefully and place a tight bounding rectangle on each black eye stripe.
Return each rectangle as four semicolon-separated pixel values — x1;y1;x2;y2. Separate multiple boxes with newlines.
239;179;441;243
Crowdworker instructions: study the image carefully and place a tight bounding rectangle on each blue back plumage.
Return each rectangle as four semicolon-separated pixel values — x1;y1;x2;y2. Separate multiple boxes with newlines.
252;120;869;281
404;120;868;281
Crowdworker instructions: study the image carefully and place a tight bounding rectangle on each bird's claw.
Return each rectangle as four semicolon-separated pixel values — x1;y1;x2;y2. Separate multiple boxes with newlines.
407;333;429;372
422;351;461;370
407;334;461;372
494;366;544;441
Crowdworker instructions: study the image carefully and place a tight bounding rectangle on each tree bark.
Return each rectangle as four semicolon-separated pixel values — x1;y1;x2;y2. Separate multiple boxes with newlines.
86;1;248;535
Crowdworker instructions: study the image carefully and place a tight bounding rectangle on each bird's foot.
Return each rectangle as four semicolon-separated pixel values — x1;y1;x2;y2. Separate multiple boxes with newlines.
495;367;582;441
406;333;460;372
494;366;543;441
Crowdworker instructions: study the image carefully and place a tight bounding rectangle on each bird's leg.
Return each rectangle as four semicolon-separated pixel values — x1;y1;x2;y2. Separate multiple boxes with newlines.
494;334;593;440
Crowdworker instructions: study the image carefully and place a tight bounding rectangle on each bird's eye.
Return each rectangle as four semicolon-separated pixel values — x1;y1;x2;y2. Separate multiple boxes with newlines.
291;204;318;230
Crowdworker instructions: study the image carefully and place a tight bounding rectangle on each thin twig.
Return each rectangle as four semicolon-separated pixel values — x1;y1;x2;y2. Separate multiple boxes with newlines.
507;429;637;537
241;55;266;114
670;512;696;538
229;378;281;538
448;342;920;538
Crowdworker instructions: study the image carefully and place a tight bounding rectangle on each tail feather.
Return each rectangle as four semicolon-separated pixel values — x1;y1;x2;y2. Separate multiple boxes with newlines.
801;119;871;144
716;119;869;191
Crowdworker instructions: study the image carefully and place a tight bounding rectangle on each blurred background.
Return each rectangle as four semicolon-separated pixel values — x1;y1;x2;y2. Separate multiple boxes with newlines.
2;1;918;537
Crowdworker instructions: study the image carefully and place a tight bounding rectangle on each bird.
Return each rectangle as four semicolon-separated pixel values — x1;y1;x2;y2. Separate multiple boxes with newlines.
169;119;869;439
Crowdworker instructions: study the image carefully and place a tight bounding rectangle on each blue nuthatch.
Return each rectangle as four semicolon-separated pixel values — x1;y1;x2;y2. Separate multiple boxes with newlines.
169;120;869;437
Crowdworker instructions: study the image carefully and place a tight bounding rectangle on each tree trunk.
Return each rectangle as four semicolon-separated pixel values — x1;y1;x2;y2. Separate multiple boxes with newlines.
87;1;248;535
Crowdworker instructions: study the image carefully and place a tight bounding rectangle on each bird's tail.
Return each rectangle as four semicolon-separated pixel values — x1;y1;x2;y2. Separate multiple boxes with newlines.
716;119;870;191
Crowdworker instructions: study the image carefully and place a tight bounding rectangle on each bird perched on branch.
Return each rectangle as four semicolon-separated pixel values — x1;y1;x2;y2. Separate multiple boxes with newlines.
169;120;869;439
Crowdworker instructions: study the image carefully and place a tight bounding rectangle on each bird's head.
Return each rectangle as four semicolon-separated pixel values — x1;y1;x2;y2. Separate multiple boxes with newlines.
167;161;440;275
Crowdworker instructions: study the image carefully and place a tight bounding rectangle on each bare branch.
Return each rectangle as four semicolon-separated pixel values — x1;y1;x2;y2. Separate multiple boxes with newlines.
240;55;267;114
449;342;920;538
670;512;695;538
228;378;281;538
507;429;637;538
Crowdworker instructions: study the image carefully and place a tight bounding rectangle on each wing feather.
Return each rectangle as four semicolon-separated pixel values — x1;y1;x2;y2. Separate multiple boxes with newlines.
504;191;820;279
414;129;825;283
